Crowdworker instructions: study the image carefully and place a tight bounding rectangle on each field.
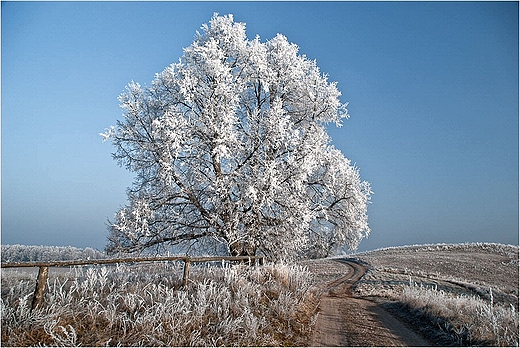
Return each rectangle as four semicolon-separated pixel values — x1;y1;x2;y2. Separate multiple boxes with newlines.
349;243;519;346
2;243;518;346
1;261;319;346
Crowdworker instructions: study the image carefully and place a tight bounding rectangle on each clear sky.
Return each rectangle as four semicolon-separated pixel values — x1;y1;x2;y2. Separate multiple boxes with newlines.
2;1;518;252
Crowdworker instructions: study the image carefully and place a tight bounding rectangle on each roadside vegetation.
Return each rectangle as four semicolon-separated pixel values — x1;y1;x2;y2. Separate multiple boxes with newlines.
1;262;318;346
352;243;519;346
400;282;518;346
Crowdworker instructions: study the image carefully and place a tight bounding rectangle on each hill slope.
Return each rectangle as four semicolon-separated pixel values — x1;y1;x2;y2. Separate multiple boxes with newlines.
349;243;519;346
353;243;518;294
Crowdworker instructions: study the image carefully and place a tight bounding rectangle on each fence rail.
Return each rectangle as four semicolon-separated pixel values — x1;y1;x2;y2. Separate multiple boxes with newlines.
1;255;265;310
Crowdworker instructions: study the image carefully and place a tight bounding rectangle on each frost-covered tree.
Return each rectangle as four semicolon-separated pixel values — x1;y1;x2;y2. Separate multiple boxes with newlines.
102;14;371;260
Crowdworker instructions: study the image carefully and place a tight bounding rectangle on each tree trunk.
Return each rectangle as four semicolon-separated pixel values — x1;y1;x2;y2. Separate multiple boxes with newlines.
229;242;257;264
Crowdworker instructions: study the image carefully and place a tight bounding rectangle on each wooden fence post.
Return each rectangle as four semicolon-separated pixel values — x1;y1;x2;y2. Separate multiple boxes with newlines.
31;266;49;310
182;259;190;287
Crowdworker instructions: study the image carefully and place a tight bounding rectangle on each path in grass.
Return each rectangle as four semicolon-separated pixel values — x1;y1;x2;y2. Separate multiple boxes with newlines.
310;259;431;347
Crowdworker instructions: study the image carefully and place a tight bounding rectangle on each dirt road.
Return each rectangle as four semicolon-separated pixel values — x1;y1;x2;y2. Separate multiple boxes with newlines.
310;259;431;347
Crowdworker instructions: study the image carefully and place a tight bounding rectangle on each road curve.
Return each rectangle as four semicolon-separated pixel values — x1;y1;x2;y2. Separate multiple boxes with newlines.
322;259;368;296
310;259;431;347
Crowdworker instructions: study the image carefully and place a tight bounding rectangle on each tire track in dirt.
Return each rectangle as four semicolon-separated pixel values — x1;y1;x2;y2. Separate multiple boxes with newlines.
310;259;432;347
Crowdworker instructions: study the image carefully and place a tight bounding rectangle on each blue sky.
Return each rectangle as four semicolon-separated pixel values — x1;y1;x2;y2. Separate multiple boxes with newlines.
2;2;518;252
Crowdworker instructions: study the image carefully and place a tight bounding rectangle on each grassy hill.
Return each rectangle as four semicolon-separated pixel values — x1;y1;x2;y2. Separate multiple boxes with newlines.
350;243;519;346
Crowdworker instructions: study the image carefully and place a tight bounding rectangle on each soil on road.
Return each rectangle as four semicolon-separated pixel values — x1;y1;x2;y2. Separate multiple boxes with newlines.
309;259;431;347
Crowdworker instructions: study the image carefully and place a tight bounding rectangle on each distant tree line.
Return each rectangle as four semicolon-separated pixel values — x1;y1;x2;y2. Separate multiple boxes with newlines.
1;245;106;263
